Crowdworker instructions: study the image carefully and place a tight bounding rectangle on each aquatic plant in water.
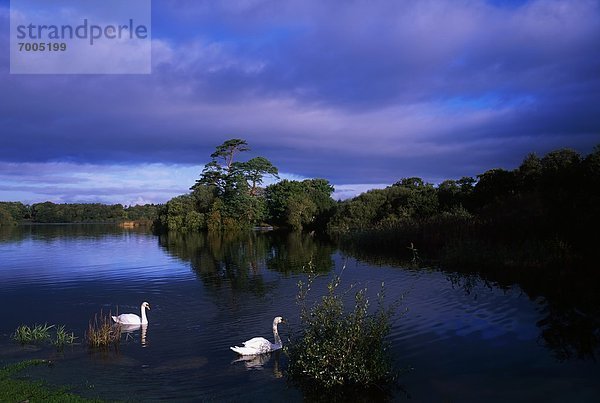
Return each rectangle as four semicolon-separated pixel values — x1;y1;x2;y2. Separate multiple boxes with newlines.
12;324;54;344
13;323;77;350
286;272;398;389
53;325;77;349
87;310;121;349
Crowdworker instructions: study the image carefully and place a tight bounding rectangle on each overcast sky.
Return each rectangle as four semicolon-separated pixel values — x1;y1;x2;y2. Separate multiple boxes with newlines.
1;0;599;205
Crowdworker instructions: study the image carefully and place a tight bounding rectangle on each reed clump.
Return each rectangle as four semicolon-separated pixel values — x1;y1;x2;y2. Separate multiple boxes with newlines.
86;310;121;349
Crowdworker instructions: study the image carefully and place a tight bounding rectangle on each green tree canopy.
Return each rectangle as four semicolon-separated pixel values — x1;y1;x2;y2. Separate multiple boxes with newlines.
266;179;335;230
211;138;250;169
170;138;281;231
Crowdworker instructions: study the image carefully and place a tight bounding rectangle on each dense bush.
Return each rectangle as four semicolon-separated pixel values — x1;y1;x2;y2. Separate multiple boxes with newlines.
286;274;397;389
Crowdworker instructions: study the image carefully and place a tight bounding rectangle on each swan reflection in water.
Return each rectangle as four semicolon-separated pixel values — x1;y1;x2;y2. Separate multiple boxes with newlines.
231;350;282;378
118;323;148;347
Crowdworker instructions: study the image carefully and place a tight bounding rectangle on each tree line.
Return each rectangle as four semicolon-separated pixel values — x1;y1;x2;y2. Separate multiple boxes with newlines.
329;146;600;233
0;202;158;225
3;139;599;271
329;146;600;270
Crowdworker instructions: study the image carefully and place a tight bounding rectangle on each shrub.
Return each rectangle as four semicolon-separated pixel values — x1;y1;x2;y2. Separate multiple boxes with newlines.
286;273;397;389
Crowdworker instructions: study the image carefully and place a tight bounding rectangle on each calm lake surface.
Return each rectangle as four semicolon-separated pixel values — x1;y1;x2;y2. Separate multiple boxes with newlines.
0;225;598;402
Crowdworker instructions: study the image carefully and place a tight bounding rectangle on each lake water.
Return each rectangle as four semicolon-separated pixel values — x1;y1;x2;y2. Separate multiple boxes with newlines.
0;225;598;402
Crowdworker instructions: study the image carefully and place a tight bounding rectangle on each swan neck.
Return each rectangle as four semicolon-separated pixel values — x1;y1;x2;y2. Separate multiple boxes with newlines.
273;323;281;346
140;304;148;324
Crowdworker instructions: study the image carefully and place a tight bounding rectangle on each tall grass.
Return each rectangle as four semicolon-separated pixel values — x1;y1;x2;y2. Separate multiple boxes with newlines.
86;310;121;349
13;323;77;350
53;325;77;349
13;314;120;351
12;324;54;344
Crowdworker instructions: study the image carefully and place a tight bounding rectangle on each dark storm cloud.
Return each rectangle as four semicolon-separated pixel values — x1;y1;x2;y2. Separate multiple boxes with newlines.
1;0;599;199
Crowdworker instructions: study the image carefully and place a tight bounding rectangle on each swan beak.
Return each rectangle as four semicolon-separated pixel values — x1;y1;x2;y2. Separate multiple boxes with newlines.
281;318;287;324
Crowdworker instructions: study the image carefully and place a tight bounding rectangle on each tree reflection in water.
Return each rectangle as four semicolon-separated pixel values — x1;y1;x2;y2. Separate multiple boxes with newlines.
159;229;600;362
342;242;600;363
158;230;335;295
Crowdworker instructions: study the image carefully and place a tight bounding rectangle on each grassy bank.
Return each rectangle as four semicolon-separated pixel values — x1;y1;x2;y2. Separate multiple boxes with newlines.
0;360;100;402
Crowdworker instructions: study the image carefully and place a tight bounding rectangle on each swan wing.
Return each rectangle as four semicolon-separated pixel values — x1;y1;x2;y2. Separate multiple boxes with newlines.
230;337;273;355
112;313;141;325
230;346;260;355
242;337;270;349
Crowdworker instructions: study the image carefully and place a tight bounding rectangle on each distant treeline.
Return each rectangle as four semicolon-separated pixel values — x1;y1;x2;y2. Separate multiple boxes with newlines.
0;202;159;225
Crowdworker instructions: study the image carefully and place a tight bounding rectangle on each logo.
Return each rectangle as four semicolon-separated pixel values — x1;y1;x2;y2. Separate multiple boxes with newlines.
10;0;151;74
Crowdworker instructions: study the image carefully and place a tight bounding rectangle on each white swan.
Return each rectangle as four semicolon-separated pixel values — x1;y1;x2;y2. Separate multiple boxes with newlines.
111;302;150;325
230;316;285;355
